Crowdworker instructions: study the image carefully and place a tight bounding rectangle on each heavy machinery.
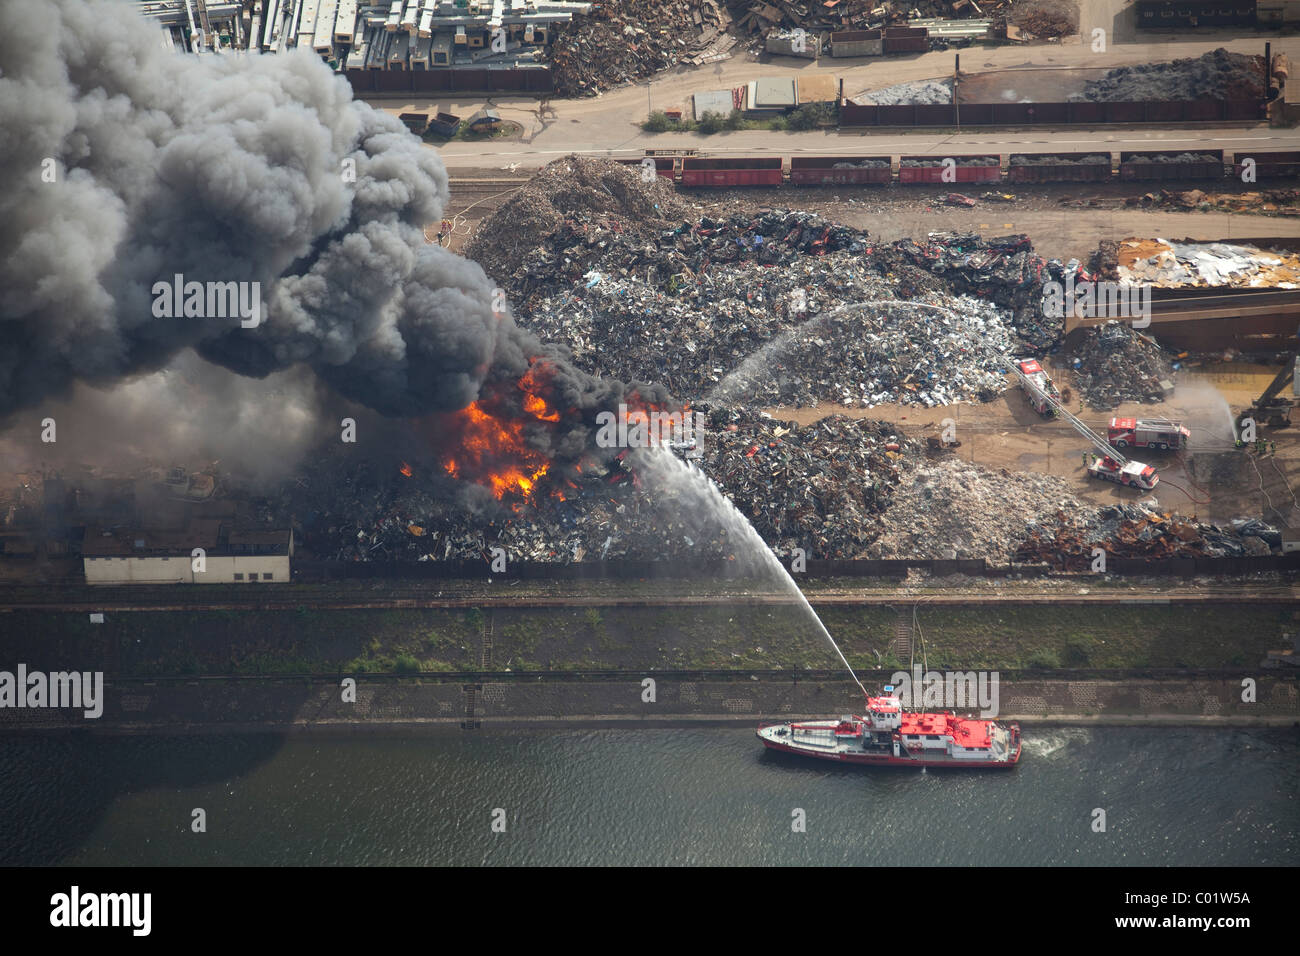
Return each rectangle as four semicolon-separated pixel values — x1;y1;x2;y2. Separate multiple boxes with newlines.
1012;358;1160;491
1238;351;1299;432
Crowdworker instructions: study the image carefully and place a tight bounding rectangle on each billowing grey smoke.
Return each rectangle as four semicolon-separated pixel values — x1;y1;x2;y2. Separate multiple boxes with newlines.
0;0;590;426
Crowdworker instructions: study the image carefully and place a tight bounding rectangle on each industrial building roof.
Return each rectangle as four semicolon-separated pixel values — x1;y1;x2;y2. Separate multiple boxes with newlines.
693;89;735;119
753;77;796;108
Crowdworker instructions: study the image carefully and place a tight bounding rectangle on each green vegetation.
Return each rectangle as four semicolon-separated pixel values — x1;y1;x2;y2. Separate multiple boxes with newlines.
5;601;1286;677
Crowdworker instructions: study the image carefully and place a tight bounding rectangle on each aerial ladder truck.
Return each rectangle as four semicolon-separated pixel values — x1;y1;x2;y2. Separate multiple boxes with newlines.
1012;359;1160;491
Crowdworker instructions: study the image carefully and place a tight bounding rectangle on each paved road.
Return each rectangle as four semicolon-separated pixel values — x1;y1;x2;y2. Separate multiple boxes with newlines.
368;32;1300;170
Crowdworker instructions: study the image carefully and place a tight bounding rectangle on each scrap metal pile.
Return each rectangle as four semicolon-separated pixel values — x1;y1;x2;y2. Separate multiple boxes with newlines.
891;231;1058;349
463;157;687;283
1015;505;1282;568
871;458;1084;560
548;0;736;96
1117;238;1300;289
1067;322;1173;410
1123;189;1300;217
500;211;1025;408
1070;48;1264;103
280;409;904;562
853;79;953;106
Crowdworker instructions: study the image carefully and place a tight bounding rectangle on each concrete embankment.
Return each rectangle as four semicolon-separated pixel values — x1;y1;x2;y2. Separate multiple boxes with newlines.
1;675;1294;734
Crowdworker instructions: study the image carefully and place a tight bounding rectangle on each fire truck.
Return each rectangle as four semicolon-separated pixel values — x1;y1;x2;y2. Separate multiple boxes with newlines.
1015;359;1060;416
1088;455;1160;491
1010;358;1160;493
1107;417;1190;451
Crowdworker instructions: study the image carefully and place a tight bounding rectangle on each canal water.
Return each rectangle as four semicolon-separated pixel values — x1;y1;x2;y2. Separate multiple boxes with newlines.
1;726;1294;866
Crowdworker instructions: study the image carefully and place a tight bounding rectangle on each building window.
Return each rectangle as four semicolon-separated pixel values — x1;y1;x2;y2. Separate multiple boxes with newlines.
262;573;273;581
234;573;243;581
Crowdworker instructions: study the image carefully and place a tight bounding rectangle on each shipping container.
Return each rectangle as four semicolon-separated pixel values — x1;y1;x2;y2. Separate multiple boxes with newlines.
681;157;783;187
898;155;1000;184
882;25;927;53
428;111;462;136
1119;150;1225;181
1008;153;1112;183
1234;150;1300;179
789;156;891;185
883;35;928;53
830;29;882;57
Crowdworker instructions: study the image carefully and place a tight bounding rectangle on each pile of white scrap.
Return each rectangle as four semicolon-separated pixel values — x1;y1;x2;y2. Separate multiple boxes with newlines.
1117;238;1300;289
850;78;952;105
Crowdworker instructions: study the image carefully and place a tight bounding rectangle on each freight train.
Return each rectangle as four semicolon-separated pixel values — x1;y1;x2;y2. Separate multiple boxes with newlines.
619;150;1300;187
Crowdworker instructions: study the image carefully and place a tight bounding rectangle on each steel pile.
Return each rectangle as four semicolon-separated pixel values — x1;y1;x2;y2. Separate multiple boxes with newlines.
278;409;905;563
1067;322;1173;410
500;211;1027;408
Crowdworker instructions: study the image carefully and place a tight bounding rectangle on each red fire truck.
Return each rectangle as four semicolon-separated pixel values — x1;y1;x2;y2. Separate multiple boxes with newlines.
1107;417;1190;452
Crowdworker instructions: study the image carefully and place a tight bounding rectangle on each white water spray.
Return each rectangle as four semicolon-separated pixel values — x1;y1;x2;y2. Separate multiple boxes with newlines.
636;444;870;697
708;299;979;405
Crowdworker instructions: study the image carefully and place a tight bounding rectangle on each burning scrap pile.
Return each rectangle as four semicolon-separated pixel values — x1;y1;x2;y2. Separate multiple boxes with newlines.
494;208;1020;408
283;409;906;562
1015;506;1282;569
1070;48;1264;102
1067;322;1172;410
548;0;736;96
1117;238;1300;289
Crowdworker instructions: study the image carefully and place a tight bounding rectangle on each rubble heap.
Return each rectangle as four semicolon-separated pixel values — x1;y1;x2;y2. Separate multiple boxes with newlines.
500;210;1027;407
871;457;1083;560
548;1;736;97
1070;48;1264;103
1016;506;1282;568
463;156;688;284
283;409;905;562
1067;322;1173;410
728;0;1022;36
855;79;953;106
891;232;1058;349
1122;189;1300;218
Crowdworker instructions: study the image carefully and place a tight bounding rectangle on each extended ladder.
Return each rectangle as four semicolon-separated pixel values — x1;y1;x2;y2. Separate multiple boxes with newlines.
1011;363;1130;465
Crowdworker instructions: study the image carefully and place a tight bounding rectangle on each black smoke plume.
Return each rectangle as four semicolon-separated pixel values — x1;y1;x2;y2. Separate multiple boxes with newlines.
0;0;662;472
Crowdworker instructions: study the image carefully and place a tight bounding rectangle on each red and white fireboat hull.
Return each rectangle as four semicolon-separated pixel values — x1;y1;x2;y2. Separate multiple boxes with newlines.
757;715;1022;769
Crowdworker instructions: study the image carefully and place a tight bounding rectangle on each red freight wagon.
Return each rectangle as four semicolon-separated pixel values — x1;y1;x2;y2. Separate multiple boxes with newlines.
615;157;676;179
1233;151;1300;180
1119;150;1224;182
898;155;1000;185
789;156;891;185
681;157;783;187
1007;153;1111;184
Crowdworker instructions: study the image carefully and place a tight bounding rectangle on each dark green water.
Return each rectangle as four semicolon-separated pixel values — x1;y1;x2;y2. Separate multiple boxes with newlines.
1;726;1295;865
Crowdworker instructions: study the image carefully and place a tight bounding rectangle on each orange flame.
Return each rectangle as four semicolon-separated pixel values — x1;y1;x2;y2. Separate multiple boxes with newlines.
399;462;413;477
437;400;552;500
